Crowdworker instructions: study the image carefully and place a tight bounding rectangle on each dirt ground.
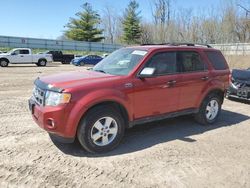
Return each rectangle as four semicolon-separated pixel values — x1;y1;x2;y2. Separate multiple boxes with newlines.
0;63;250;188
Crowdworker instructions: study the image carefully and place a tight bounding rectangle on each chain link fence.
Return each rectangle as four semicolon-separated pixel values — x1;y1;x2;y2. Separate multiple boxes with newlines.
211;43;250;55
0;35;122;52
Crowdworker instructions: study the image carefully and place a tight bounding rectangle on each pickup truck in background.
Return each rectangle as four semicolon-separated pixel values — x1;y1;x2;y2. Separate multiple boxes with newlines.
0;48;52;67
42;51;74;64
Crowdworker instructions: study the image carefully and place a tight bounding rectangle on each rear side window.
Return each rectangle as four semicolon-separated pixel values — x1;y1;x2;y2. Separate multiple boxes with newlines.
146;52;176;76
177;51;206;73
205;51;227;70
20;50;29;54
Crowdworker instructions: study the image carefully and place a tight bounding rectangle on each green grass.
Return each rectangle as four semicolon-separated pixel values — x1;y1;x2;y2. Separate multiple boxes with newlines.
0;47;105;56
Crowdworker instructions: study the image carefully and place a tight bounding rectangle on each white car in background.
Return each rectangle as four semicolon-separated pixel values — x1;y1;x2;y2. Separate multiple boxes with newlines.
0;48;53;67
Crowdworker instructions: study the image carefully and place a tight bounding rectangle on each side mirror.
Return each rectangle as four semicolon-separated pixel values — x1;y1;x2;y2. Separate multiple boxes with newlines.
11;52;16;55
138;67;156;78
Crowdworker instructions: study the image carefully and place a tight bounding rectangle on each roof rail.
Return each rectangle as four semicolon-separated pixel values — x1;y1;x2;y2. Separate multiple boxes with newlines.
168;43;213;48
141;43;213;48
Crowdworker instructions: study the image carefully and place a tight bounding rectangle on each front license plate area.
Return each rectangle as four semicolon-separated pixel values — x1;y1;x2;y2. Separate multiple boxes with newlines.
29;99;35;114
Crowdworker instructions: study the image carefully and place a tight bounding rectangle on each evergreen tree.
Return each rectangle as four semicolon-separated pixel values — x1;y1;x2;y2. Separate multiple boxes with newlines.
65;3;104;42
122;0;142;44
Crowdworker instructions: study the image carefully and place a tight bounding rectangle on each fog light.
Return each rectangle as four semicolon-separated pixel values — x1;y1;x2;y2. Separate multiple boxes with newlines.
47;118;56;129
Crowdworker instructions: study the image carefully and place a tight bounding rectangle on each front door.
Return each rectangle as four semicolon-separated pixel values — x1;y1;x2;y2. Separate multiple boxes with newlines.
10;49;32;63
133;51;181;119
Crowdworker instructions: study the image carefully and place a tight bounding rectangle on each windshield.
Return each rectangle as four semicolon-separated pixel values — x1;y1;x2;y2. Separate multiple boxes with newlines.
93;48;147;75
7;49;15;54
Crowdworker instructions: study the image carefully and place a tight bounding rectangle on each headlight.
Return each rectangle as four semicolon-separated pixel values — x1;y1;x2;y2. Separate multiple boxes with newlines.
45;91;71;106
231;82;238;89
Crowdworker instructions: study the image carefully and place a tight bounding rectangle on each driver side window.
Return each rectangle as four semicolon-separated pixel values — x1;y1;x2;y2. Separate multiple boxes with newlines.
13;50;20;55
146;52;177;76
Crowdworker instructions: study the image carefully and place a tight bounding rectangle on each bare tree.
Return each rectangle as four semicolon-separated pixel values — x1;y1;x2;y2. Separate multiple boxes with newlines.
102;6;119;43
140;22;154;44
150;0;171;42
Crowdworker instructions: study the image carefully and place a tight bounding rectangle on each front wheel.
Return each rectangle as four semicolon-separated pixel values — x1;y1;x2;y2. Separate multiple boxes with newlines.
0;59;9;67
77;105;125;153
195;94;222;125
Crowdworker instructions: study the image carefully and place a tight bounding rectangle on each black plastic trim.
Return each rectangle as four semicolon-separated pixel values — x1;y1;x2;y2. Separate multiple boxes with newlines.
49;133;75;143
129;108;199;127
34;78;64;93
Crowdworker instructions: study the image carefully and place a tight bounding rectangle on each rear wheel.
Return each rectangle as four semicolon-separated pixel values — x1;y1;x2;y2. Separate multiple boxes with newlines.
77;105;125;153
0;59;9;67
36;59;47;67
195;94;222;125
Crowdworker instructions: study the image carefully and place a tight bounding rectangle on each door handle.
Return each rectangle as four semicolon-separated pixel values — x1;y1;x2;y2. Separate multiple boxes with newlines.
20;55;24;57
201;76;209;81
167;80;177;87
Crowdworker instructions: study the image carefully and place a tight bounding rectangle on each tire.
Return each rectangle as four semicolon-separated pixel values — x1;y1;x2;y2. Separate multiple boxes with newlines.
36;59;47;67
61;61;70;64
0;59;9;67
80;62;85;66
194;94;222;125
77;105;125;153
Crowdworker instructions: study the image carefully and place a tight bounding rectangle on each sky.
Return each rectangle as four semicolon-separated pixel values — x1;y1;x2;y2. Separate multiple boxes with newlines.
0;0;224;39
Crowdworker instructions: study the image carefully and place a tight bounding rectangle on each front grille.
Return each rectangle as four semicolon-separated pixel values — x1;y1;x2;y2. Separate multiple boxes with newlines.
33;86;45;106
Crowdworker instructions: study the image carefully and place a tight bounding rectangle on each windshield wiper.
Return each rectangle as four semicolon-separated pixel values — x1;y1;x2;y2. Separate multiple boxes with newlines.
94;69;107;74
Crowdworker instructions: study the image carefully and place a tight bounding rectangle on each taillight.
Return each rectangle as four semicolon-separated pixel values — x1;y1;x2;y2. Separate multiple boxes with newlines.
229;73;232;83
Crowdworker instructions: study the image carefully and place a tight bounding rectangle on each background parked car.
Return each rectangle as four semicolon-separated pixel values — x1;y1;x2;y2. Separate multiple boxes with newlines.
0;48;52;67
41;51;74;64
71;55;103;66
227;68;250;100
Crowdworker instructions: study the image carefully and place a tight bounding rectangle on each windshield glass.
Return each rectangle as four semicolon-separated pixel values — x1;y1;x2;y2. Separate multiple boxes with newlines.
7;49;15;54
93;48;147;75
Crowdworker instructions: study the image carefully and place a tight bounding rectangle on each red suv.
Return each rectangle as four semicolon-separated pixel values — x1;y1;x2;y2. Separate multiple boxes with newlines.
29;43;230;153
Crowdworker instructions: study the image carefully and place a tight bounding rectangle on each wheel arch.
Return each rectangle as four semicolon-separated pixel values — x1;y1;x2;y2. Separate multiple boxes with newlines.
82;100;130;127
65;98;131;139
198;88;225;108
38;58;47;63
0;57;10;63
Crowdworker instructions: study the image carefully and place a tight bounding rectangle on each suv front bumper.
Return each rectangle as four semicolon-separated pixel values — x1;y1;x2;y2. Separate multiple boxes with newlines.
28;98;75;143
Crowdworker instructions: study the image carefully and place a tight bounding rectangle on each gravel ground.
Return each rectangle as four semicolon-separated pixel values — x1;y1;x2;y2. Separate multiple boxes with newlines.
0;63;250;188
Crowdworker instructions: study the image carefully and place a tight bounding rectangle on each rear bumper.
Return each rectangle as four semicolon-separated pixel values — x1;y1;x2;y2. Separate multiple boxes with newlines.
28;98;75;143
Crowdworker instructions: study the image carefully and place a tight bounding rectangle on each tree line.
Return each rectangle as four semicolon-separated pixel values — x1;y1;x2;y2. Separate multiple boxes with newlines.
64;0;250;45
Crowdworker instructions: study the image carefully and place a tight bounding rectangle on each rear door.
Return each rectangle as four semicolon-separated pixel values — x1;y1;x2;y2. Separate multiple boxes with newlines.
133;51;181;119
177;50;210;110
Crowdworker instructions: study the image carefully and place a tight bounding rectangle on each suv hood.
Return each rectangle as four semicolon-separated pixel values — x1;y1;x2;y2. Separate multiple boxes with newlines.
39;70;117;90
0;53;10;57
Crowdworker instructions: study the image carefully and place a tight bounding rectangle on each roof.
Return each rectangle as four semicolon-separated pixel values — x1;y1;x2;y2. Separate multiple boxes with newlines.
127;43;217;51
